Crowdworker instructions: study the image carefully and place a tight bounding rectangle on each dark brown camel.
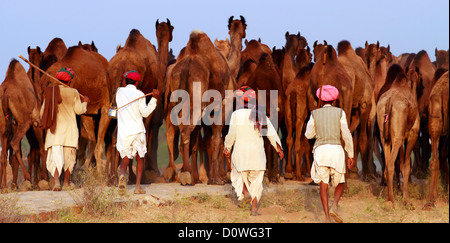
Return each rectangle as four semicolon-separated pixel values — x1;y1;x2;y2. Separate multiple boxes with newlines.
284;63;314;180
164;30;233;185
39;46;111;175
377;65;420;204
0;60;45;188
424;70;449;209
408;51;436;178
337;40;377;181
245;52;285;182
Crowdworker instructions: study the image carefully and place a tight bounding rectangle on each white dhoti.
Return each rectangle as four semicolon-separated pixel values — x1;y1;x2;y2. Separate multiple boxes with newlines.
46;145;76;176
116;132;147;159
230;163;265;202
310;145;346;187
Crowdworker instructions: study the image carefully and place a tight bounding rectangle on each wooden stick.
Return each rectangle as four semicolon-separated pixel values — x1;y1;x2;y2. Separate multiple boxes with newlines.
18;55;86;98
318;45;327;107
116;92;153;111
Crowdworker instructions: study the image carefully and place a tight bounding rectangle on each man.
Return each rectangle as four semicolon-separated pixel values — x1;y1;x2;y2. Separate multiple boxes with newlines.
116;70;159;195
40;67;89;191
305;85;354;223
224;86;283;216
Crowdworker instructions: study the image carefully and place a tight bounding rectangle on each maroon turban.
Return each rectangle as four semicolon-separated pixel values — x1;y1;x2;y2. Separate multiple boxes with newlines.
56;67;74;82
316;85;339;101
123;70;141;81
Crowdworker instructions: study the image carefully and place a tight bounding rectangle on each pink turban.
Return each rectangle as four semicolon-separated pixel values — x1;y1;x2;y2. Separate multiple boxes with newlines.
123;70;141;81
56;67;74;82
316;85;339;101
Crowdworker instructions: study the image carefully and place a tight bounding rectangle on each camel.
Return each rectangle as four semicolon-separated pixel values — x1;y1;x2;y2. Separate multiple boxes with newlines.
284;63;314;180
310;43;353;123
408;50;436;178
244;52;285;182
376;64;420;204
0;60;45;188
215;38;231;59
164;30;234;185
239;38;272;77
107;22;173;183
145;19;174;182
434;48;449;69
424;70;449;209
227;16;247;80
337;40;377;181
38;46;111;176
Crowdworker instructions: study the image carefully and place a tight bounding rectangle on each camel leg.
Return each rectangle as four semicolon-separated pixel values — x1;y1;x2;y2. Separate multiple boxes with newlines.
402;127;419;204
77;125;89;168
10;124;31;181
386;139;403;202
32;126;48;181
284;95;294;179
0;135;8;188
163;117;178;181
208;124;224;185
94;108;112;175
80;115;96;170
179;124;195;185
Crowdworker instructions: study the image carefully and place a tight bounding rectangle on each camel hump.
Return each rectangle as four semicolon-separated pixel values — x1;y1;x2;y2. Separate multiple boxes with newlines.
337;40;352;54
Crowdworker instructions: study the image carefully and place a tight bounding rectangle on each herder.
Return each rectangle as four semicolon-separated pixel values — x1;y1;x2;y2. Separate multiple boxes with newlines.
40;67;89;191
305;85;355;223
116;71;159;194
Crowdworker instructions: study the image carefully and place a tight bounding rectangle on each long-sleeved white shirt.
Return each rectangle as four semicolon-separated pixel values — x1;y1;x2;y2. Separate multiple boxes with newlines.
116;85;157;140
304;104;353;173
224;108;282;171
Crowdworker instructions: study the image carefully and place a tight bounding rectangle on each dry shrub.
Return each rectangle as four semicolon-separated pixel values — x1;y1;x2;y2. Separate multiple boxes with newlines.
71;168;123;218
0;193;22;222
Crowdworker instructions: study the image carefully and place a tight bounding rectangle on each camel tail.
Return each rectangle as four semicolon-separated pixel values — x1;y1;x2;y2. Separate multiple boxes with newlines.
383;98;392;143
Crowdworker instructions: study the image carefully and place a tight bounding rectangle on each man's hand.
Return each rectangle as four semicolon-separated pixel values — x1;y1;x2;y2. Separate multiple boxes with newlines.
152;89;160;99
347;157;355;170
223;147;231;157
81;95;90;103
277;143;284;160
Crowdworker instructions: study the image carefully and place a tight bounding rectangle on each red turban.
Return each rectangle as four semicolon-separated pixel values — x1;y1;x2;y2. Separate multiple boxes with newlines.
123;71;141;81
316;85;339;101
56;67;74;82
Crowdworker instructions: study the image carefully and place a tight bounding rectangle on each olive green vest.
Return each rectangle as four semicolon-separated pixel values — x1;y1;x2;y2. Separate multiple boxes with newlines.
311;106;343;150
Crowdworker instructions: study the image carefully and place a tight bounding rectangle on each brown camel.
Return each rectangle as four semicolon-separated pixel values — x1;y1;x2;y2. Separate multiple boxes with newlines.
311;43;353;123
284;63;314;180
245;52;285;182
38;46;111;175
337;40;377;181
376;65;420;204
0;60;44;188
215;38;231;59
434;48;449;69
145;19;174;182
107;22;173;182
407;50;436;178
424;70;449;209
239;39;272;76
227;16;247;80
164;30;233;185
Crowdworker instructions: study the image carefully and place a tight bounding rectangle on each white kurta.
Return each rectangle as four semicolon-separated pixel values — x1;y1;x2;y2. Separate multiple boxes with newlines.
304;105;354;182
116;85;157;157
224;108;282;171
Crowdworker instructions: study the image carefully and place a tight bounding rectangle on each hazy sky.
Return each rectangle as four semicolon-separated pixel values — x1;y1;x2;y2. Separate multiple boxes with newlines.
0;0;448;83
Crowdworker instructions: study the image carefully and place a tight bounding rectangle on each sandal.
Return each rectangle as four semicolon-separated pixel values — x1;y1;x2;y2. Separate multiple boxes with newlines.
134;187;146;194
118;175;127;195
330;207;343;223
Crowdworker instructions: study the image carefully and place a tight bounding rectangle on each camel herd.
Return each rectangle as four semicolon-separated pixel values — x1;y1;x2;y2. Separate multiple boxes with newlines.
0;16;448;209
